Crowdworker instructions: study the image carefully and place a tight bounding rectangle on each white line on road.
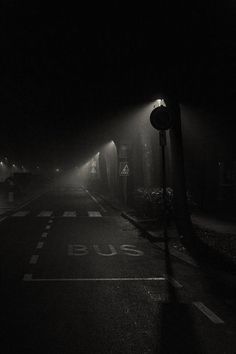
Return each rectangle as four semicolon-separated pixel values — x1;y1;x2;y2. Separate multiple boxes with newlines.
29;255;39;264
38;211;53;217
12;211;30;217
63;211;77;217
41;232;48;238
88;211;102;217
165;276;183;289
0;191;45;224
45;225;51;230
23;274;32;281
36;242;44;249
48;219;53;223
23;277;166;282
85;189;107;212
193;302;224;324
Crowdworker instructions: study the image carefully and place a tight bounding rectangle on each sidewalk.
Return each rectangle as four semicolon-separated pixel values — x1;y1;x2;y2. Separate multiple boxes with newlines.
191;212;236;235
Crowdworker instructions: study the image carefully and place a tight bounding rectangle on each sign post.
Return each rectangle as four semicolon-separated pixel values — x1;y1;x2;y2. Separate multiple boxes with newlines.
119;161;129;204
150;101;172;239
119;144;129;205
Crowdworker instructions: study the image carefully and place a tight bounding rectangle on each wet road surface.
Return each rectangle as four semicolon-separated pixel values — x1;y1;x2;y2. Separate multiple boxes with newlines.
1;185;236;353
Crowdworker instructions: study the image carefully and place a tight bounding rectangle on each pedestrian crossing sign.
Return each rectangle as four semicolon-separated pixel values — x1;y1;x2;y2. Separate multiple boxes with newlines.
119;162;129;176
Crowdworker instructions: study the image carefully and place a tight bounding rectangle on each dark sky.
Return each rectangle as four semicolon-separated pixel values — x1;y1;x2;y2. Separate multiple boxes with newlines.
1;2;236;168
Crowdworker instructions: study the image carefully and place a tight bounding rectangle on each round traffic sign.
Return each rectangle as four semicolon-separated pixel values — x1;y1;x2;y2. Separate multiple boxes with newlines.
150;106;173;130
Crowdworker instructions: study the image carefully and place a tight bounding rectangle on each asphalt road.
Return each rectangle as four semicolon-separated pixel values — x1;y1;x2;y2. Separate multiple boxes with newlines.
1;185;236;353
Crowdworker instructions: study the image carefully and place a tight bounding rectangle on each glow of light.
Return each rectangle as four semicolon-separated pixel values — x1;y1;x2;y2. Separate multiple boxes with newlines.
56;168;60;172
154;99;166;108
12;164;16;168
37;166;40;169
0;161;4;166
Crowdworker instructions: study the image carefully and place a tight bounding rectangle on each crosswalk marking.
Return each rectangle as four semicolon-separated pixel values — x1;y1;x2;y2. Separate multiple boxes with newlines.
11;210;104;218
12;211;29;217
88;211;102;217
63;211;77;217
38;211;53;217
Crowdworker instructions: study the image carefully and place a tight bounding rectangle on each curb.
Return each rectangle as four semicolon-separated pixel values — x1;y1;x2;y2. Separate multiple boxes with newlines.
94;195;236;287
121;211;198;267
121;211;236;289
95;194;198;268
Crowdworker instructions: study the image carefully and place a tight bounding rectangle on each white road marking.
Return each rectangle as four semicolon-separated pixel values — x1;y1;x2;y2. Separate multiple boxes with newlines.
41;232;48;238
38;211;53;217
63;211;76;217
48;219;53;223
36;242;44;249
166;276;183;288
23;277;166;282
23;274;32;281
45;225;51;230
88;211;102;217
85;189;107;212
68;244;144;256
12;211;30;217
0;191;45;224
29;255;39;264
193;302;224;324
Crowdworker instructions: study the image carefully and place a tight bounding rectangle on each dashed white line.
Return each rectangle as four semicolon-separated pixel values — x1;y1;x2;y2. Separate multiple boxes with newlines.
45;225;51;230
36;242;44;249
12;211;30;217
41;232;48;238
63;211;76;217
29;255;39;264
88;211;102;217
193;302;224;324
23;274;32;281
48;219;53;224
38;211;53;217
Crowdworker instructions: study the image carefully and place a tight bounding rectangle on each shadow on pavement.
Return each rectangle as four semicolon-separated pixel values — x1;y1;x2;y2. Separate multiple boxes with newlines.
158;228;203;354
182;230;236;311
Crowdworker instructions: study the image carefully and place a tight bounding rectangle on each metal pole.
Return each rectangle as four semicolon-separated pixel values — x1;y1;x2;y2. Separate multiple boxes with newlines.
123;176;127;205
159;130;168;238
